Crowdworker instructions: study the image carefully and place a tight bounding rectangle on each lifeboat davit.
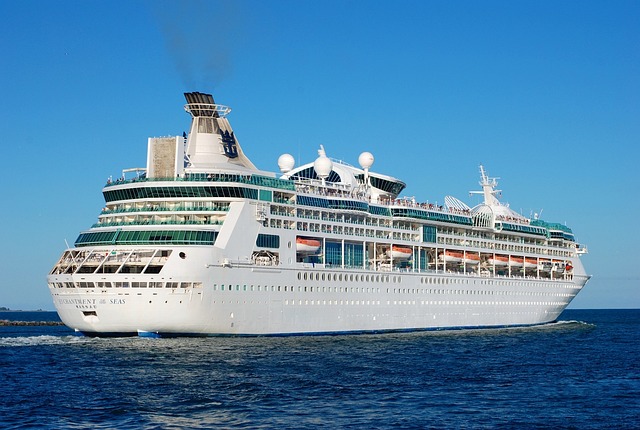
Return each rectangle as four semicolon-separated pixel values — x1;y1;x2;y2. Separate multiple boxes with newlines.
388;245;412;260
296;237;321;254
538;259;553;272
488;255;509;266
552;260;568;273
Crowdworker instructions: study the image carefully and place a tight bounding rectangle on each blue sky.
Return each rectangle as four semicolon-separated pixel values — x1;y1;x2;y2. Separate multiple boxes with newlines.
0;0;638;310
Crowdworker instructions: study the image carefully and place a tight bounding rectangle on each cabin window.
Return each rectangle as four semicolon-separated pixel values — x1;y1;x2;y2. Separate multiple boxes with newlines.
256;234;280;248
422;226;437;243
259;189;272;202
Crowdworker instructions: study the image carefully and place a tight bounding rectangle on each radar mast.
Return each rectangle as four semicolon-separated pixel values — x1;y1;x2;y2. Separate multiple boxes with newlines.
469;165;502;206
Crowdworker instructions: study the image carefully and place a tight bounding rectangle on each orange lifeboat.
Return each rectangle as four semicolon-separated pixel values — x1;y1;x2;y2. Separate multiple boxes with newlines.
463;252;480;265
488;254;509;266
296;237;321;254
509;256;524;267
524;257;537;269
441;250;463;263
388;245;412;260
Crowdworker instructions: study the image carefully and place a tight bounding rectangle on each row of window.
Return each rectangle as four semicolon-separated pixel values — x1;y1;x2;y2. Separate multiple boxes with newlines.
106;172;295;191
531;219;574;235
50;281;203;289
295;270;573;289
102;202;231;214
278;299;568;307
499;222;546;236
103;186;258;203
392;208;472;227
213;284;572;299
297;271;399;284
75;230;218;247
296;196;474;226
50;281;574;298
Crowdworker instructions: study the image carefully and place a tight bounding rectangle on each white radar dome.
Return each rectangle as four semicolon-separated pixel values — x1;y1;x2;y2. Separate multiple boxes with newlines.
359;152;374;170
278;153;295;173
314;156;333;179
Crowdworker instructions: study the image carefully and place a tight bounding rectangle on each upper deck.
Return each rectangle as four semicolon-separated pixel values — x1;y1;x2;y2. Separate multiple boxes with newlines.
92;92;583;258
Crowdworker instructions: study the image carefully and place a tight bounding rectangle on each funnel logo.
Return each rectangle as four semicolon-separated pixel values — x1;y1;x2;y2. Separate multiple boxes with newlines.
221;130;238;158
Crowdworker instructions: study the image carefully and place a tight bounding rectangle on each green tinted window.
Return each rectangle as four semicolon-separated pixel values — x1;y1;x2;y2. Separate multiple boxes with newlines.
256;234;280;248
75;230;218;247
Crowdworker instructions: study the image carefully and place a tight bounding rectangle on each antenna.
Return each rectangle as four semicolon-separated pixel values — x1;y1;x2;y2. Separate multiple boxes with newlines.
470;165;502;206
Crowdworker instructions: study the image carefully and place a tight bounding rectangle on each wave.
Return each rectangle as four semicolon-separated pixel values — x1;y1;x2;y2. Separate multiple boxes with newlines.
508;319;597;333
433;319;597;337
553;319;595;327
0;335;93;347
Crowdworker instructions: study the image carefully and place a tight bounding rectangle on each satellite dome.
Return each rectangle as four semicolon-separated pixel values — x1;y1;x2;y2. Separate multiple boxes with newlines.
278;153;295;173
313;156;333;179
358;152;374;170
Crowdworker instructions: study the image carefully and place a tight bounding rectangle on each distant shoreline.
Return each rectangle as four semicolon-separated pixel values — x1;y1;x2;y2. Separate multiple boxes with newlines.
0;319;64;326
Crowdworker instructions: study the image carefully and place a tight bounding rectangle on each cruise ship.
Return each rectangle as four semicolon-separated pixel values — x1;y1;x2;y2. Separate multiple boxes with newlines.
47;92;590;336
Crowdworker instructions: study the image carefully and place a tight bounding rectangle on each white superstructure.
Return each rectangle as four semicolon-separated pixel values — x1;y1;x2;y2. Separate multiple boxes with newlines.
47;92;590;336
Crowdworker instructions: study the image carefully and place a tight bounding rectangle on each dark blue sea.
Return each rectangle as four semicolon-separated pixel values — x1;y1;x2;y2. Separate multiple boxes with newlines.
1;309;638;429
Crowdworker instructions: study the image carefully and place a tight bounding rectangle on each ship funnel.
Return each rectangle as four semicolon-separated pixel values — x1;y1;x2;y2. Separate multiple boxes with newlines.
183;92;256;171
184;92;231;118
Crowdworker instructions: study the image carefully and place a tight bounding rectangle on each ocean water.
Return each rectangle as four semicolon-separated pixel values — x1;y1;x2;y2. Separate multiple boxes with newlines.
1;309;638;429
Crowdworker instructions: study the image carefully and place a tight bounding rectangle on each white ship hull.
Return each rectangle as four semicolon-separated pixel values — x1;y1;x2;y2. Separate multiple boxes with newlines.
48;247;589;336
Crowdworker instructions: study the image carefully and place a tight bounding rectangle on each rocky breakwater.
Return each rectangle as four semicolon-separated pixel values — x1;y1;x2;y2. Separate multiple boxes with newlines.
0;320;65;326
